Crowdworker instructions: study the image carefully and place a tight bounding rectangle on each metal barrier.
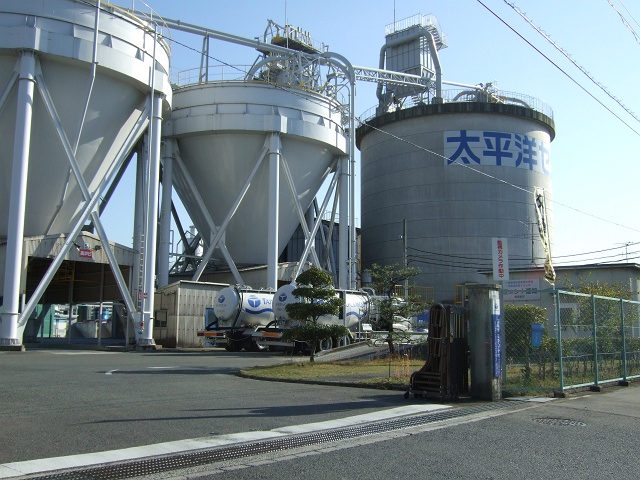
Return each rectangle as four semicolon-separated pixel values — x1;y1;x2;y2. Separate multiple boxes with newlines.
405;304;469;400
501;289;640;394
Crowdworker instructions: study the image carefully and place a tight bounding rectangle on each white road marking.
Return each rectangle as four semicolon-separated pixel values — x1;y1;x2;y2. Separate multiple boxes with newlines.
105;366;178;375
0;404;450;479
41;351;120;355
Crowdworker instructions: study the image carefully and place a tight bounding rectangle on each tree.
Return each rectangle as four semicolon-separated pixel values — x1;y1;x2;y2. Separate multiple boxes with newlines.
368;263;422;354
282;267;346;362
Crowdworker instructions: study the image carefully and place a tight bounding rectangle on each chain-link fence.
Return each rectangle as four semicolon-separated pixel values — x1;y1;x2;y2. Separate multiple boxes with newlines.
501;290;640;395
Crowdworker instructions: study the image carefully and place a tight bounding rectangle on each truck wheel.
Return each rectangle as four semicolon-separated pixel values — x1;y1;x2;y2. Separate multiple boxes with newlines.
293;341;306;354
241;338;254;351
318;337;334;352
250;342;267;352
225;341;242;352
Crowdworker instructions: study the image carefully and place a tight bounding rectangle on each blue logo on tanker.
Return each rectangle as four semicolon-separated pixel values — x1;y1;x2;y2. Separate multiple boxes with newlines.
279;293;288;302
218;295;225;303
246;295;273;315
248;297;261;308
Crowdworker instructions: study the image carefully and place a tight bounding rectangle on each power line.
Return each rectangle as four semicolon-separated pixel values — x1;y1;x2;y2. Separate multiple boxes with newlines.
474;0;640;137
553;241;640;259
355;114;640;238
618;0;640;29
102;2;640;264
606;0;640;45
502;0;640;127
407;242;640;266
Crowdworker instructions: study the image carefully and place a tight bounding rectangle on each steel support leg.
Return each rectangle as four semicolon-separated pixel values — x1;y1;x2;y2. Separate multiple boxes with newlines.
267;133;281;290
139;94;164;347
132;141;145;309
157;138;174;288
1;52;36;349
338;156;349;290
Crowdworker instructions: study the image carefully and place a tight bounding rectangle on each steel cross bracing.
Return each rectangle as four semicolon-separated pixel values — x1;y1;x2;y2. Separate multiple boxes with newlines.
353;66;435;91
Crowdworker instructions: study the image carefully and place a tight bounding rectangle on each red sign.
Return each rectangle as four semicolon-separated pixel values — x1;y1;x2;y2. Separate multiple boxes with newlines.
79;248;93;259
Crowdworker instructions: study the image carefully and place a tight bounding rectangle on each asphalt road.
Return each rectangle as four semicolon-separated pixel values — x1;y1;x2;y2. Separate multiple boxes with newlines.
182;385;640;480
1;347;639;479
0;347;403;464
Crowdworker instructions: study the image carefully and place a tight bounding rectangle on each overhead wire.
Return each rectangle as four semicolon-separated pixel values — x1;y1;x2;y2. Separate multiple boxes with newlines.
618;0;640;29
405;235;640;268
165;3;640;266
501;0;640;127
473;0;640;137
554;241;640;259
104;1;640;266
354;114;640;241
606;0;640;44
358;1;640;261
410;244;640;266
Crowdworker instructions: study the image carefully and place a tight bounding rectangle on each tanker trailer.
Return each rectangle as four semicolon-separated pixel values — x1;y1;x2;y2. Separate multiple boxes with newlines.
197;285;274;351
253;284;371;352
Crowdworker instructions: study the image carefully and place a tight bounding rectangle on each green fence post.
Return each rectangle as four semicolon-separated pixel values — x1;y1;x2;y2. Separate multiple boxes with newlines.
620;299;629;386
590;294;601;392
555;289;564;394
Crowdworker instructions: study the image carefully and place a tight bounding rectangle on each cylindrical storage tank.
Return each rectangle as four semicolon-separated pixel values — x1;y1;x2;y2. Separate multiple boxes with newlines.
273;284;370;330
273;284;299;322
167;81;348;266
0;0;172;238
356;100;555;302
214;285;274;328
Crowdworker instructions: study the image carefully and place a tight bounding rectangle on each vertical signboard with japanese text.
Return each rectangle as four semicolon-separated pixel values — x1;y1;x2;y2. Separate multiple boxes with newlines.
491;237;509;282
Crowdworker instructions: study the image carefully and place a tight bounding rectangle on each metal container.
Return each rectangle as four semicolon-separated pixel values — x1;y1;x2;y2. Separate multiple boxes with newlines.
357;98;556;302
167;81;348;266
0;0;171;238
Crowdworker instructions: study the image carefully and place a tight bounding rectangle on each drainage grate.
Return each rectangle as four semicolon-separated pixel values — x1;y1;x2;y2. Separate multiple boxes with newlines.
32;402;524;479
533;417;586;427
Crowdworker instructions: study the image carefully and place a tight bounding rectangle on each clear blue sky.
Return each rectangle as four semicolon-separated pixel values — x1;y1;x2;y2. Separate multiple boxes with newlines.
103;0;640;266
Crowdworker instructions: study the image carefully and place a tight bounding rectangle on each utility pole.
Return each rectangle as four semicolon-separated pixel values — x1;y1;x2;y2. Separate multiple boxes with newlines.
529;221;535;265
518;220;536;265
403;219;408;299
617;242;631;262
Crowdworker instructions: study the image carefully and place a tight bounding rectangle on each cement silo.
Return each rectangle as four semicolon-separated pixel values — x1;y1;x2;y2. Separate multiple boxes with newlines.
161;20;352;289
0;0;171;347
356;14;555;302
169;82;345;264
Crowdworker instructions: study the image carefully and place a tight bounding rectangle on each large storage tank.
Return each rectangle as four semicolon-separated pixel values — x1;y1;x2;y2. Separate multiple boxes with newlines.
167;81;347;266
357;95;555;302
0;0;171;239
1;0;171;346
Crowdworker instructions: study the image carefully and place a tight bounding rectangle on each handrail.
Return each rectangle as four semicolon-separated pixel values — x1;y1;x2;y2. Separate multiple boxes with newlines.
358;87;554;122
105;0;172;51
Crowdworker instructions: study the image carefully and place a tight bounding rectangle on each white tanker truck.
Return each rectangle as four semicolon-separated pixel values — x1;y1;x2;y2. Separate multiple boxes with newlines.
252;284;371;352
197;284;371;352
197;285;274;352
